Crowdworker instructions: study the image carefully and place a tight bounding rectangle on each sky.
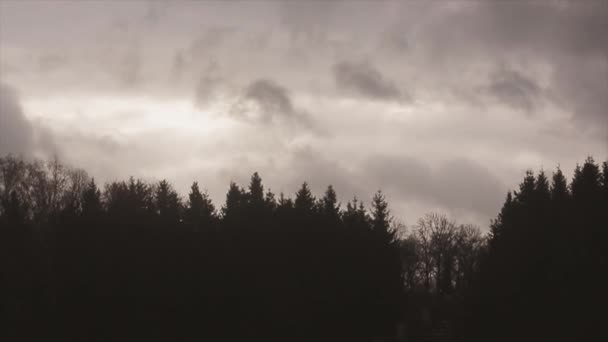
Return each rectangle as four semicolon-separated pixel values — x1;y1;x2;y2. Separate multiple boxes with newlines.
0;0;606;229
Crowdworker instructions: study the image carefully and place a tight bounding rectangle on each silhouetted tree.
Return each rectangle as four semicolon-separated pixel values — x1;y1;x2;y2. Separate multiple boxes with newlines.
2;153;605;342
184;181;216;230
155;180;181;223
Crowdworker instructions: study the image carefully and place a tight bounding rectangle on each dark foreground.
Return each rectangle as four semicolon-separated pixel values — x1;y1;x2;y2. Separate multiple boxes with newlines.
1;155;606;341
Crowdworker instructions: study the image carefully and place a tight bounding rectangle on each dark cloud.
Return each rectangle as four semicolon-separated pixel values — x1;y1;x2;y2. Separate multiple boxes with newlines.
231;79;316;132
485;67;543;114
244;79;294;119
333;61;407;102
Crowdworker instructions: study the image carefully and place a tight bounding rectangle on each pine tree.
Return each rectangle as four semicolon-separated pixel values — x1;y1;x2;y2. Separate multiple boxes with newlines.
515;169;536;206
550;166;569;202
571;156;602;202
222;181;244;220
534;170;551;203
490;191;513;246
320;185;340;222
264;189;277;212
294;182;315;213
185;182;215;228
155;180;181;223
248;172;264;208
371;190;391;234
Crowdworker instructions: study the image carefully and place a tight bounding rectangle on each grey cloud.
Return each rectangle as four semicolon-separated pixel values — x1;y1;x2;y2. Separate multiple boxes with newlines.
38;53;70;73
171;50;187;82
142;1;172;27
1;1;606;226
194;59;222;107
280;2;338;43
485;67;543;114
0;84;35;156
117;43;142;87
207;145;366;207
550;57;608;137
409;1;607;131
195;76;222;108
230;79;317;132
365;154;505;221
190;27;235;59
0;83;58;158
245;79;294;119
333;61;407;102
285;146;364;201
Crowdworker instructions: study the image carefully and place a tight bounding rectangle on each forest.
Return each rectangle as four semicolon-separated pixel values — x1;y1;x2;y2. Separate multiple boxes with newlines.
0;154;606;342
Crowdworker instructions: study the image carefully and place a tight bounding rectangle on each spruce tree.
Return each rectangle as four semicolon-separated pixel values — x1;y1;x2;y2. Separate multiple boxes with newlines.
185;182;215;229
320;185;340;222
248;172;264;208
155;180;181;223
371;190;391;233
294;182;315;213
550;166;569;202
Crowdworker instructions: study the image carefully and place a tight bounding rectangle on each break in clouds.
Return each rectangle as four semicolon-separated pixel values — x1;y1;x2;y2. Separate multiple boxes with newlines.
0;1;606;227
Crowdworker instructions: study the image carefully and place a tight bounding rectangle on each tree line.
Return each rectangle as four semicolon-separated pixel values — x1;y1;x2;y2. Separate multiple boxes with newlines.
0;154;606;341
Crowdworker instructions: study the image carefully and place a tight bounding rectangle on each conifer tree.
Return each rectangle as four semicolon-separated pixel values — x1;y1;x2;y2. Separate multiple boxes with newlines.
371;191;391;233
294;182;315;213
155;180;181;223
185;182;215;228
248;172;264;208
320;185;340;223
550;166;569;202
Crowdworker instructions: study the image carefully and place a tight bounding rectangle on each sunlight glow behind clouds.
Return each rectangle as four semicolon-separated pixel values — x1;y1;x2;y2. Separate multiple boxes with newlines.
23;95;232;137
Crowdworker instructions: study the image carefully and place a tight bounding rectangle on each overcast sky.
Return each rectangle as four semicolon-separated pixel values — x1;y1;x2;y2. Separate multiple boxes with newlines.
1;0;606;229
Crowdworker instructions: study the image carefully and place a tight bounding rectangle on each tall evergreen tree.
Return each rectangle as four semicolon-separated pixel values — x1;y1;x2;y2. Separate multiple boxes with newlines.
320;185;340;223
571;157;602;201
515;169;536;206
550;166;569;202
489;191;513;246
534;170;551;203
185;182;215;229
371;190;391;235
222;182;243;217
155;180;181;224
294;182;315;213
247;172;264;208
264;189;277;212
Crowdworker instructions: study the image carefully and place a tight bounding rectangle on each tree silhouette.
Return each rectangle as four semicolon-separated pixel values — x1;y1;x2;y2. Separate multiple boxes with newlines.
1;154;606;342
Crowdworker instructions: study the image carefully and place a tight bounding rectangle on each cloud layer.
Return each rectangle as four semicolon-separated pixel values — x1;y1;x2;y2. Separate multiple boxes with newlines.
1;1;606;228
